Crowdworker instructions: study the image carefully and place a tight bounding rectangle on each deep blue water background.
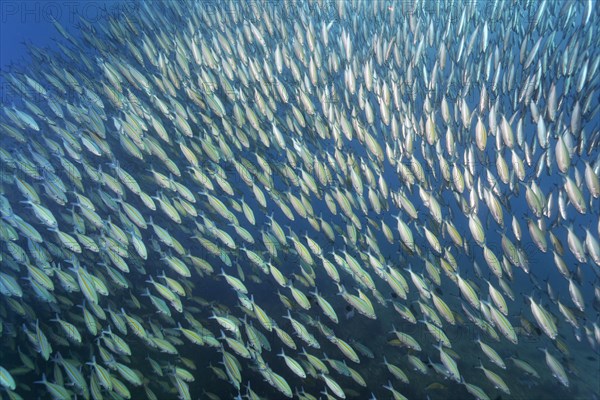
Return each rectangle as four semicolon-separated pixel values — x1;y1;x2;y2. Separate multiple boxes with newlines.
1;1;599;399
1;1;136;98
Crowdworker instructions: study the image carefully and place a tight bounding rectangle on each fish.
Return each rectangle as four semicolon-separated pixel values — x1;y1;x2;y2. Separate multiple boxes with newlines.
0;1;598;400
277;348;307;378
540;348;570;387
476;361;510;395
528;296;558;340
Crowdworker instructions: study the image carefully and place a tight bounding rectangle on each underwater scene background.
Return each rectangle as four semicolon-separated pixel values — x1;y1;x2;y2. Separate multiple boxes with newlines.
0;1;599;399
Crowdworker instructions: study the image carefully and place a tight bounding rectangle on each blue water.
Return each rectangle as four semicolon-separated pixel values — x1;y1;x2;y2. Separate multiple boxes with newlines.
1;1;137;106
1;1;599;399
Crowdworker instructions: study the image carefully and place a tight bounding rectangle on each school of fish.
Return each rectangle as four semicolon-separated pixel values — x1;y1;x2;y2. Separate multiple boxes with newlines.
0;0;599;399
